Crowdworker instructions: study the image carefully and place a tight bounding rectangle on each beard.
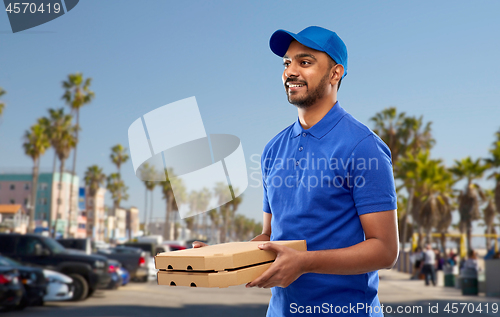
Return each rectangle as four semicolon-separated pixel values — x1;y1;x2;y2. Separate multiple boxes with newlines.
286;70;330;109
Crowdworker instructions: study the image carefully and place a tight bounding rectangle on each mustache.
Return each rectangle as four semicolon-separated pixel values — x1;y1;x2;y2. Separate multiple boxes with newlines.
285;78;307;86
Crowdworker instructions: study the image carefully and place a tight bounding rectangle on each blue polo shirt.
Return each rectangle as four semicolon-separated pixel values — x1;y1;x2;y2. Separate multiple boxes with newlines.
261;102;397;316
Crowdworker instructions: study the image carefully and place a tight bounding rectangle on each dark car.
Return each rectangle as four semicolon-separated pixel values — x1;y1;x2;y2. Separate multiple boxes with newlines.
101;260;123;290
118;264;130;286
57;238;92;254
97;246;148;282
0;256;46;308
0;267;23;311
0;233;110;301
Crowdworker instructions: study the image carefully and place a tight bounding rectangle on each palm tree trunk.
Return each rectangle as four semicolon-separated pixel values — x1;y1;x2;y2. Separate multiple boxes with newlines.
143;188;148;235
486;226;492;250
52;152;57;174
164;193;172;240
466;222;472;253
495;180;500;216
149;190;154;231
203;213;208;238
67;109;80;238
401;184;415;250
52;160;65;238
93;193;99;240
440;232;446;253
28;160;40;233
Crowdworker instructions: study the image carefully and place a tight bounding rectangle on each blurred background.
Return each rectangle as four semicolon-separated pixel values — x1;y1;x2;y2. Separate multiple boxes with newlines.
1;0;499;316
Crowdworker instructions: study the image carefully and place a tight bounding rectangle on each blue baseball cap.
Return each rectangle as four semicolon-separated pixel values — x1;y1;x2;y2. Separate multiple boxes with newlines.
270;26;348;78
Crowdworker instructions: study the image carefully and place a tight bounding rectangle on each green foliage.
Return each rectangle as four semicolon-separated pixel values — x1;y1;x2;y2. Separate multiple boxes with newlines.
62;73;95;112
110;144;129;174
106;172;129;207
23;123;50;163
84;165;106;197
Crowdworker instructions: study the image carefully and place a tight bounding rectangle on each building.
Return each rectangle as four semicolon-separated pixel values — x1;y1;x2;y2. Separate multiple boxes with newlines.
126;207;140;239
75;187;87;238
0;171;79;236
84;187;106;241
0;204;28;234
113;207;127;241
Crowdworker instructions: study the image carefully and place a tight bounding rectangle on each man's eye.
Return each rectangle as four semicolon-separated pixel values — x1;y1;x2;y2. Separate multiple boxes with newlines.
283;62;290;68
301;61;310;65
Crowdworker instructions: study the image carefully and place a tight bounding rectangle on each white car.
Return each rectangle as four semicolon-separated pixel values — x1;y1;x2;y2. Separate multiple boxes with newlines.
43;269;73;301
148;257;158;281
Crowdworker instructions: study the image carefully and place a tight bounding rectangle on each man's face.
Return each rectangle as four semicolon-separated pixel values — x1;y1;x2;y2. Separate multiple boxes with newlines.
282;40;333;109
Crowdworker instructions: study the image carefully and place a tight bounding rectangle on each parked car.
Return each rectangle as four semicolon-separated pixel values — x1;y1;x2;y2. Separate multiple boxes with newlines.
122;242;166;256
117;264;130;286
0;255;46;308
163;240;189;251
0;267;23;311
102;260;123;290
148;257;157;281
0;233;110;301
97;246;148;282
57;238;92;255
43;269;73;302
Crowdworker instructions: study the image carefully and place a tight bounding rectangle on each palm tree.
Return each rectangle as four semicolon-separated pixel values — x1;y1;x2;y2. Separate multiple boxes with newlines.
62;73;95;237
0;87;6;121
418;158;454;249
228;188;243;241
485;129;500;214
186;188;212;237
214;182;232;243
106;173;129;236
197;188;212;238
450;157;489;252
43;108;76;237
398;151;453;248
23;122;51;233
372;108;434;249
139;163;158;235
84;165;106;239
110;144;129;175
208;208;220;243
483;190;497;249
161;168;185;240
370;107;407;165
184;217;195;232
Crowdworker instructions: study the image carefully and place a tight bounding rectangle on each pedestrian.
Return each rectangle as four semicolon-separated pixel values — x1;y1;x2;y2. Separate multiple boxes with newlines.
411;246;423;279
194;26;399;317
421;244;436;286
463;249;480;273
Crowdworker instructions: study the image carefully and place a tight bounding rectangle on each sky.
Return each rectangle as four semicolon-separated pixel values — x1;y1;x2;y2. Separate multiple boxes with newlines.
1;1;499;233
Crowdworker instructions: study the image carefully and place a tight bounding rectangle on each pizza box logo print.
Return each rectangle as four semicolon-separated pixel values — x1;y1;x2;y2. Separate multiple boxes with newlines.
4;0;79;33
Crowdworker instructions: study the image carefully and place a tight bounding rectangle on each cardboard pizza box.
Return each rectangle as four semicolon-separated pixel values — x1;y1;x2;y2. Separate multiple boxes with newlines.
155;240;306;288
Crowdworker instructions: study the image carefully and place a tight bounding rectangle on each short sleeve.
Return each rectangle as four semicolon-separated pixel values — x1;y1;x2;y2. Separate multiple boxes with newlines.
349;134;397;215
262;152;272;214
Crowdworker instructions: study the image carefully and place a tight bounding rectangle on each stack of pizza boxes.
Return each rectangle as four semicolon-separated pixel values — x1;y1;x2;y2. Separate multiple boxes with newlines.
155;240;307;288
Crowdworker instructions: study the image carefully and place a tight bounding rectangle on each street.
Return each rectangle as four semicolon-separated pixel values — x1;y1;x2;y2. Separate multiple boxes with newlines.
4;269;500;317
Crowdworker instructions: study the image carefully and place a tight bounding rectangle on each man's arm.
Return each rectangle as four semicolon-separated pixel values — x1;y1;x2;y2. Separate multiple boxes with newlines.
247;209;399;288
250;212;271;242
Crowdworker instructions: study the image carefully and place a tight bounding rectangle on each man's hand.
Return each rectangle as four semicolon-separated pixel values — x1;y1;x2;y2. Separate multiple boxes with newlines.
192;241;208;248
246;242;306;289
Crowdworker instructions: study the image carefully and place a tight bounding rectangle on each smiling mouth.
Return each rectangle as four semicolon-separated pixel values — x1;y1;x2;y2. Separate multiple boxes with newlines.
286;82;306;93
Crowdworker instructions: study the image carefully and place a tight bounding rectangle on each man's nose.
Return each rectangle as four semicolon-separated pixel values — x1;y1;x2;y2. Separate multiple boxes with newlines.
284;62;299;78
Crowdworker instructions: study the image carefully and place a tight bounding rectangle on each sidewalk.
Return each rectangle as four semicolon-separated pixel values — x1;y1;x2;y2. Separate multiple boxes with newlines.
378;268;499;304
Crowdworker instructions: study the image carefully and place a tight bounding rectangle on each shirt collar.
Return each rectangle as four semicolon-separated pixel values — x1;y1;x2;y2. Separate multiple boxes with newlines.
290;101;347;139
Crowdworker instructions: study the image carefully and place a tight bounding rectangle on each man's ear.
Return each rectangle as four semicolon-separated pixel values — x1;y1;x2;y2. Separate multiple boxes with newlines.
330;64;344;86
